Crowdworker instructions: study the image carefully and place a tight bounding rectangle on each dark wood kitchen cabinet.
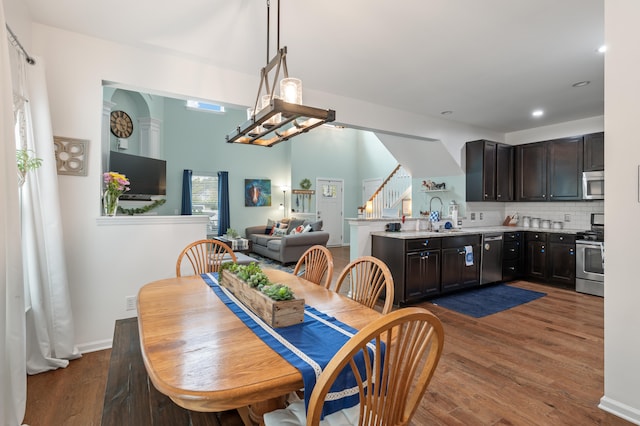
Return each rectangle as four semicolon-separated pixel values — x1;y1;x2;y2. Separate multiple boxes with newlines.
372;235;441;306
547;136;583;200
525;232;547;280
583;132;604;171
502;231;524;281
548;233;576;288
525;232;576;287
516;137;583;201
441;234;481;293
516;142;547;201
465;140;514;201
405;246;441;299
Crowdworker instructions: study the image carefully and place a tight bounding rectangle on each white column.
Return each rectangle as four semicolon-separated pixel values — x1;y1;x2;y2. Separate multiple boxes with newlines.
138;117;162;159
102;100;116;172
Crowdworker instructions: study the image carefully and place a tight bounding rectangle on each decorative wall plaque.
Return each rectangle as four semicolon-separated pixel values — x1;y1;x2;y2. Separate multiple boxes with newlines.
54;136;88;176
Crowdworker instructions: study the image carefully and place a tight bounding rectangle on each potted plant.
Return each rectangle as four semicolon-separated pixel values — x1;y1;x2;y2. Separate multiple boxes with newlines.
219;262;303;328
16;148;42;186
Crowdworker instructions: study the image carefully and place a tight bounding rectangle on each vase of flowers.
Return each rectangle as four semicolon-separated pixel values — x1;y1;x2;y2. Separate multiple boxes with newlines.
103;171;130;216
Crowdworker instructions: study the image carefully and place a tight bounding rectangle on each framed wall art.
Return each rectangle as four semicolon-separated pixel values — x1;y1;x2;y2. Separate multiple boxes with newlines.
245;179;271;207
53;136;89;176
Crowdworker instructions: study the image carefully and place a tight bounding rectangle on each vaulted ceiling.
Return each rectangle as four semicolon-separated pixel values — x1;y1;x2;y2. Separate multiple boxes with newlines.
24;0;604;134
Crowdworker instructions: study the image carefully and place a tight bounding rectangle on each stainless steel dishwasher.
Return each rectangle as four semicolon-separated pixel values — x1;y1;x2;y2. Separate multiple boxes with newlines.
481;233;503;284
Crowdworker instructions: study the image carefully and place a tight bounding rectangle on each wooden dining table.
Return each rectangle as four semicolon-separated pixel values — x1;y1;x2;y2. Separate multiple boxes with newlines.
136;268;382;423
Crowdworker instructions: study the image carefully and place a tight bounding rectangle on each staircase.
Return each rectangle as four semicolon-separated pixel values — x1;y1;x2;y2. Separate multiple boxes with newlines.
360;165;411;218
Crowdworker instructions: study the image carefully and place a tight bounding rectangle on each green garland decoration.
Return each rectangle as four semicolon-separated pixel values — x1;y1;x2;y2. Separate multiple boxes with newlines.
299;178;312;190
117;199;166;216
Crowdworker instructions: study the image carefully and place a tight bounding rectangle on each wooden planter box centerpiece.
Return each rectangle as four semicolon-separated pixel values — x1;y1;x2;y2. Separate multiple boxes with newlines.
219;269;305;328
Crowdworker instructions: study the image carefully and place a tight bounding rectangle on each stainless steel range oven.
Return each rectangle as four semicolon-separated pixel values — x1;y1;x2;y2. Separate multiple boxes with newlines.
576;213;604;297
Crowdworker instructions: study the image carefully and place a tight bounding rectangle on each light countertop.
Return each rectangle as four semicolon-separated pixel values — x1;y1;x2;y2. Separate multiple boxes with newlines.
370;225;582;239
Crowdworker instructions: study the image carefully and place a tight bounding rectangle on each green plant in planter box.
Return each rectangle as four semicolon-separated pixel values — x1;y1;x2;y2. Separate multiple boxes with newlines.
219;262;294;301
226;228;239;238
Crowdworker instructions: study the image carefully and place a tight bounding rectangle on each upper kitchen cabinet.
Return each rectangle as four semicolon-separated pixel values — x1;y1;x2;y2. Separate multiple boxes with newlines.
583;132;604;171
516;137;583;201
515;142;547;201
465;140;514;202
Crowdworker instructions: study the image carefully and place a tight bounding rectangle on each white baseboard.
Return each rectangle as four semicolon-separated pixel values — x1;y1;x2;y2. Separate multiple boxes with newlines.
599;395;640;425
76;338;112;354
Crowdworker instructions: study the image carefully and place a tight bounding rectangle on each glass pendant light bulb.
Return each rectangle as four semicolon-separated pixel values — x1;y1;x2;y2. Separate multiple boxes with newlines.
246;107;264;136
280;78;302;104
261;94;281;126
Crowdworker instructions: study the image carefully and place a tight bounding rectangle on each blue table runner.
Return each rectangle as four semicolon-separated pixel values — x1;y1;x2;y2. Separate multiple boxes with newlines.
202;273;374;417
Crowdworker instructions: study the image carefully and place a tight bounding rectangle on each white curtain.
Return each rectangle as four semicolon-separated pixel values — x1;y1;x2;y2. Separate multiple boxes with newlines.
12;51;81;373
1;9;27;426
2;13;80;425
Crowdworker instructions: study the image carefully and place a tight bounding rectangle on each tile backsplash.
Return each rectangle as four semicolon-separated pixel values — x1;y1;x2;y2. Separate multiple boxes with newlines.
464;201;604;231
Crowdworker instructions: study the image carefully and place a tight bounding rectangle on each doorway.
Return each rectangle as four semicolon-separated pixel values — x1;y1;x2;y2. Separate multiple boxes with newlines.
316;178;344;247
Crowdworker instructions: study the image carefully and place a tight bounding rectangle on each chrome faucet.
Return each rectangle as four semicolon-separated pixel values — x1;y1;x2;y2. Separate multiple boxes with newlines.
429;196;443;215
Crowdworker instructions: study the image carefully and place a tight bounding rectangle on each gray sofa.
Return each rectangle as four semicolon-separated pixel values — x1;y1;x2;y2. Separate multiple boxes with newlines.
245;222;330;264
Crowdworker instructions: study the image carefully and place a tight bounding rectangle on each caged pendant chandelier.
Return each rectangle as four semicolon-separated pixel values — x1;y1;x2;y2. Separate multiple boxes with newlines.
225;0;336;147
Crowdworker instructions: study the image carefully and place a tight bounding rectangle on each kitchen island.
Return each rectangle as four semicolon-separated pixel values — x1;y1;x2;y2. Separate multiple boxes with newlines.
369;224;581;306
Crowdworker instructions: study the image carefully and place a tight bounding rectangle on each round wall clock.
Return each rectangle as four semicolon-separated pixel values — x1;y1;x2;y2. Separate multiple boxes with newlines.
110;110;134;138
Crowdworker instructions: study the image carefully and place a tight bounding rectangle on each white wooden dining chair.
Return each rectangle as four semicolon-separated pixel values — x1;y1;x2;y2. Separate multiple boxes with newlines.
175;239;236;277
263;307;445;425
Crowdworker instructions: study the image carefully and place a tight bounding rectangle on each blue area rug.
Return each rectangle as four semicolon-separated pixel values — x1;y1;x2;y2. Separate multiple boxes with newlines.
246;253;295;273
429;284;546;318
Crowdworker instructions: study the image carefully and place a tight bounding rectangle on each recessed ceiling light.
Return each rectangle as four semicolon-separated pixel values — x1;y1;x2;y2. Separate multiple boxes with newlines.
440;110;453;115
597;45;607;53
572;81;590;88
532;109;544;117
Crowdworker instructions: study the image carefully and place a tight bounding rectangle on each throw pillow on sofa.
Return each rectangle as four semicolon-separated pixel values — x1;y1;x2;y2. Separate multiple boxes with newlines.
290;224;306;235
265;218;276;234
269;222;288;236
302;219;323;232
286;218;305;234
273;227;288;237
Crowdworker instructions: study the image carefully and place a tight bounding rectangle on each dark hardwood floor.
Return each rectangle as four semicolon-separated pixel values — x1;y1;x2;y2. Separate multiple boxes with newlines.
23;246;630;425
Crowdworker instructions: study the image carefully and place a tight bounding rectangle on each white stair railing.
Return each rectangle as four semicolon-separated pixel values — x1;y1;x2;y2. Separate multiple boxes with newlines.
361;165;412;218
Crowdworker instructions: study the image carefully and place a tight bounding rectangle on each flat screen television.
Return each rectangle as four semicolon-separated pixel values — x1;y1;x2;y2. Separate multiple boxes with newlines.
109;151;166;200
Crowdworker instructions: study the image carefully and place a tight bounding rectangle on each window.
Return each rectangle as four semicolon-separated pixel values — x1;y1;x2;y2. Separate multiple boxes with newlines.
192;172;218;232
185;100;225;114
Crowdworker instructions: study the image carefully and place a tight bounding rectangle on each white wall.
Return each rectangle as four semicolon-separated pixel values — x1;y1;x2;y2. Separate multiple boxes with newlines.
599;1;640;423
505;116;604;145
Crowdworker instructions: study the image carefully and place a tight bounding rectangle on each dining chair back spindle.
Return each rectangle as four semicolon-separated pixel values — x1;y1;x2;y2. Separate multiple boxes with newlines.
175;239;236;277
293;245;334;289
334;256;394;314
263;307;445;426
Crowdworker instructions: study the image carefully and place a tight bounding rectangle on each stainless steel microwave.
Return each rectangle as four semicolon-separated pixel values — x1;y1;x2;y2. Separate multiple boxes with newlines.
583;171;604;200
